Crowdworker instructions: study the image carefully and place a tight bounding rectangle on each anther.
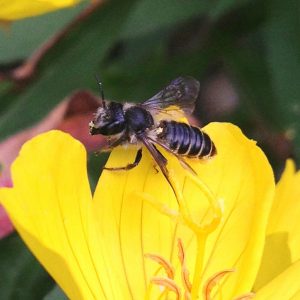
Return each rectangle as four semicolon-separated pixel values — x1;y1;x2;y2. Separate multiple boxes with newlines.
203;269;235;300
145;253;175;279
177;239;192;294
150;277;181;300
234;292;255;300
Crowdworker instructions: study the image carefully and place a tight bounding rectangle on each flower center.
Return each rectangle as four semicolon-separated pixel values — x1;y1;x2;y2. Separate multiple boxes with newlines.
139;171;255;300
145;239;192;300
135;169;225;299
146;240;255;300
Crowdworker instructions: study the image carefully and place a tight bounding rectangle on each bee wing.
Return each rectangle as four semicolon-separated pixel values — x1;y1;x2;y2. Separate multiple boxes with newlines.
141;76;200;117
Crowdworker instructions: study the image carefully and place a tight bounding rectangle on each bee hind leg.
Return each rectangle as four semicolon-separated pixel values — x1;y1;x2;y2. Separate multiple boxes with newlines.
177;157;197;176
104;148;142;171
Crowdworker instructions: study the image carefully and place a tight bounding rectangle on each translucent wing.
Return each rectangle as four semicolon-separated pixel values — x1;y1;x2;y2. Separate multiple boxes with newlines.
141;76;200;116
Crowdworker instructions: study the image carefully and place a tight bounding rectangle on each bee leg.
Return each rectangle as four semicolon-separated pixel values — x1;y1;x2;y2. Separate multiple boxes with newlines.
153;165;160;174
104;148;142;171
147;137;197;176
177;157;197;176
152;145;168;170
140;136;169;179
95;135;126;155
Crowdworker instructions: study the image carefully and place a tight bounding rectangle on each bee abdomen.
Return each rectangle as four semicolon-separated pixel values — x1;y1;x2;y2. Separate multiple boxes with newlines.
158;121;216;158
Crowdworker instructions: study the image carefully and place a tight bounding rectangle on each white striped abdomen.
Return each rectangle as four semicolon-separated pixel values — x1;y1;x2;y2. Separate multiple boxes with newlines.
157;120;216;158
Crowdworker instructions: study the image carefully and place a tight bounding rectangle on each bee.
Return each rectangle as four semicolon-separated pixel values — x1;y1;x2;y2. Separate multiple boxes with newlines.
89;76;216;183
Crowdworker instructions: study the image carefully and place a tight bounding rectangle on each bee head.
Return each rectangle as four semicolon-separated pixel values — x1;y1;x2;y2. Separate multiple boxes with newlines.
89;101;125;136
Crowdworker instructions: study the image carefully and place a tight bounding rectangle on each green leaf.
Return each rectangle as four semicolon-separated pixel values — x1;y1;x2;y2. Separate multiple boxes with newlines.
44;286;67;300
101;48;214;102
0;234;54;300
121;0;256;39
121;0;210;39
0;2;88;62
208;0;250;19
263;0;300;161
88;152;109;194
224;45;276;125
0;0;138;141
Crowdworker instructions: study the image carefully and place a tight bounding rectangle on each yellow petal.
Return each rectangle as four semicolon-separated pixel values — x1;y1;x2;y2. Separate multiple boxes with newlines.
0;131;105;299
92;122;275;299
193;123;274;298
255;259;300;299
254;159;300;290
0;0;82;21
0;123;275;300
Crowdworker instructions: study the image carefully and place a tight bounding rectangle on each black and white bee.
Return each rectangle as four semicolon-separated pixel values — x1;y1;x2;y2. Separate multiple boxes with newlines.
89;76;216;183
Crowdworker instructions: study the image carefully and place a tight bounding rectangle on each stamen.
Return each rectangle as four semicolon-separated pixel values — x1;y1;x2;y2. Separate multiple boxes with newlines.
184;291;192;300
133;191;180;221
165;172;222;300
190;235;207;300
133;164;221;238
135;156;226;300
203;269;235;300
145;253;175;279
234;292;255;300
137;169;223;300
150;277;181;300
184;170;222;234
167;169;222;235
177;239;192;294
146;239;194;300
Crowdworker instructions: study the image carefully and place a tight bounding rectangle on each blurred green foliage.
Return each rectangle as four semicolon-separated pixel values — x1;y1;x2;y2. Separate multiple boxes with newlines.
0;234;54;299
0;0;299;298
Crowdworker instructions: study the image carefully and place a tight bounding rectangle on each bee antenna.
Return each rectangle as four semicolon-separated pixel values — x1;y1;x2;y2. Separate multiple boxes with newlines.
94;74;105;107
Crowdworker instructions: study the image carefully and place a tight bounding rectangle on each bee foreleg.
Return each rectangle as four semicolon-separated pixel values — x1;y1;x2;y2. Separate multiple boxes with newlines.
104;148;142;171
96;134;126;154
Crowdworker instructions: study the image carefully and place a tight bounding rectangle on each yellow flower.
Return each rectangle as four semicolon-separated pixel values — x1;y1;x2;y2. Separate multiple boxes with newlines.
0;0;83;21
254;160;300;299
0;122;298;299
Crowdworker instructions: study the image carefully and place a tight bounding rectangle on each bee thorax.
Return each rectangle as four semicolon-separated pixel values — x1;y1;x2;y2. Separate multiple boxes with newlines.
125;106;154;133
